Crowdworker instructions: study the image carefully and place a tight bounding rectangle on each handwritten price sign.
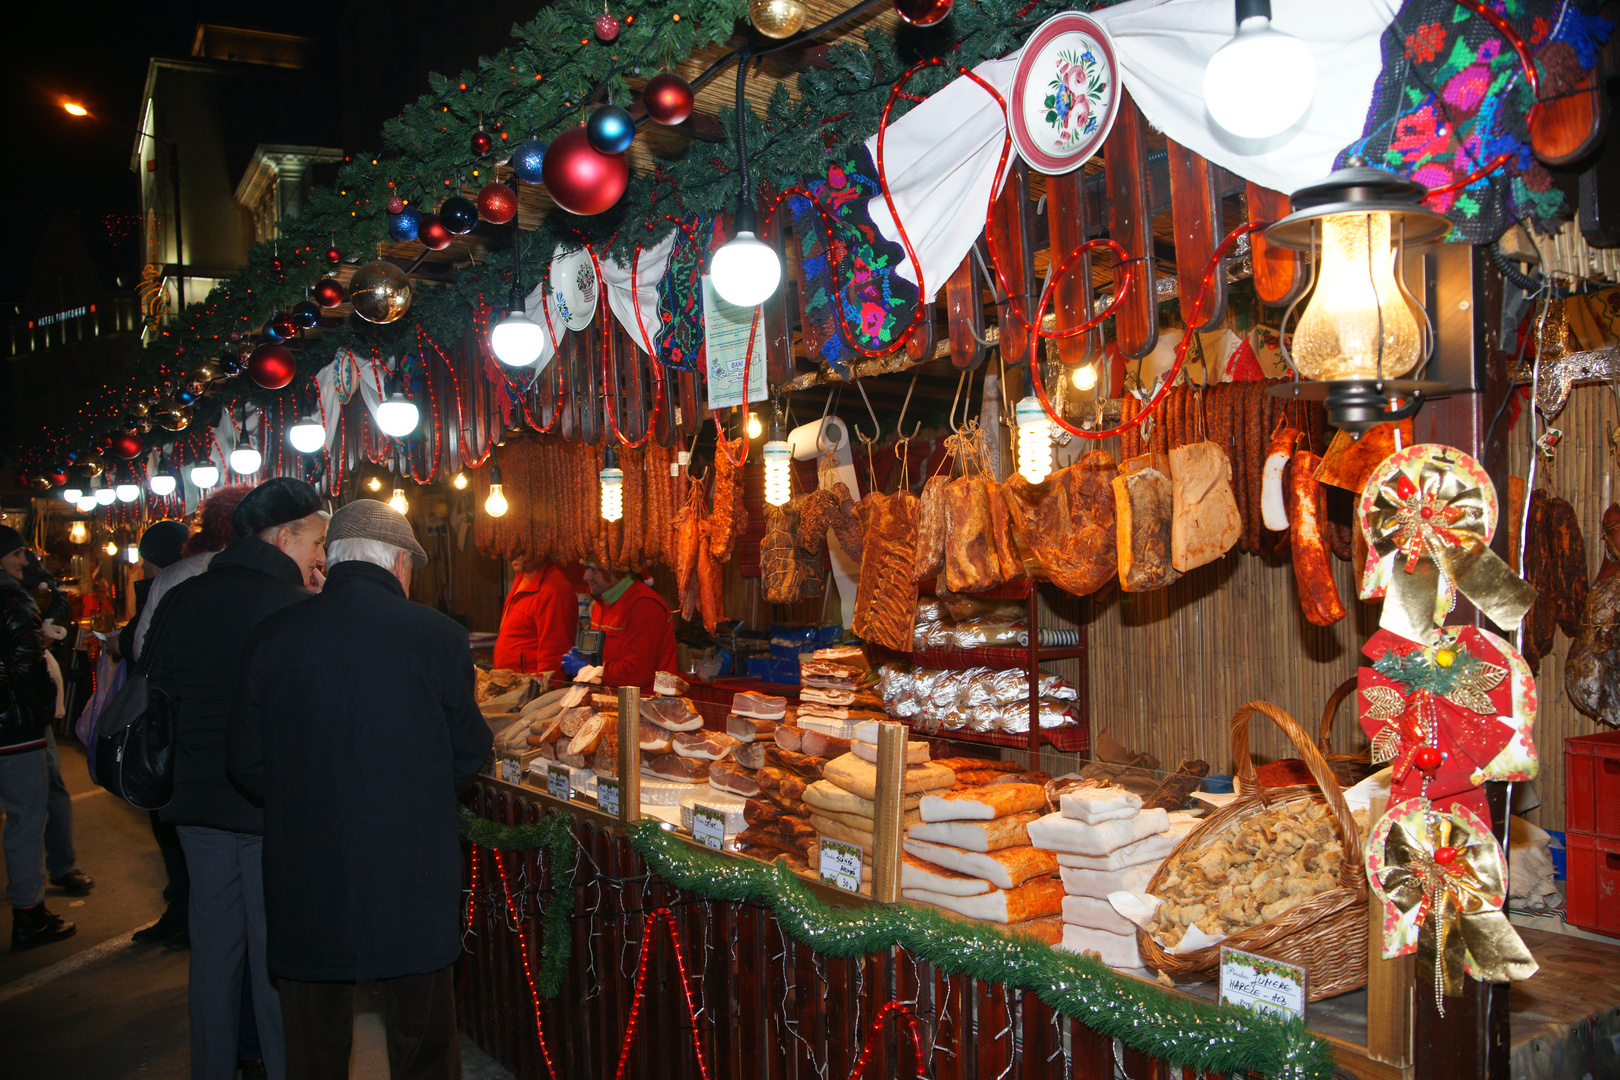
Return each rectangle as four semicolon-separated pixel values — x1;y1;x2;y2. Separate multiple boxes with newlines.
1219;947;1306;1021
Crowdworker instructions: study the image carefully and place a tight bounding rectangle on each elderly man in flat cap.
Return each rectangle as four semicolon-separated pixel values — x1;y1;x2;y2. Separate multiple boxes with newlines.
230;499;491;1080
142;476;328;1080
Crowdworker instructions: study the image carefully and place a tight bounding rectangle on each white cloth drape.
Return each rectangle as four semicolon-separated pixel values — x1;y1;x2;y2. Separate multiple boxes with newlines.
314;348;394;452
599;231;677;354
865;0;1397;296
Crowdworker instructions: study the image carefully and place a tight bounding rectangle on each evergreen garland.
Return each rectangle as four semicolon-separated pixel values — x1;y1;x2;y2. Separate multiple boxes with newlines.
460;806;577;998
1371;643;1486;698
23;0;1101;473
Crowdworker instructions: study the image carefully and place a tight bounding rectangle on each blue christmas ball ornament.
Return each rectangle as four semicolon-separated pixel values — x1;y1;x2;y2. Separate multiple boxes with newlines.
388;207;422;242
174;389;198;406
291;300;321;329
439;195;479;235
585;105;635;155
263;320;285;342
510;138;548;184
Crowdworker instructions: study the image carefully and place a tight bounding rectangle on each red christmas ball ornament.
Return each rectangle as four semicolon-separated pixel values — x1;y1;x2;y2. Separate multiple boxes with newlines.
270;256;284;273
540;127;629;217
595;9;620;41
1412;746;1444;773
471;127;494;155
228;330;242;343
247;343;298;390
174;343;187;357
272;313;299;339
895;0;953;25
643;73;695;126
109;431;144;459
1433;845;1460;866
92;435;113;454
386;194;405;214
418;214;454;250
476;181;518;225
313;277;347;308
325;246;342;265
47;470;68;487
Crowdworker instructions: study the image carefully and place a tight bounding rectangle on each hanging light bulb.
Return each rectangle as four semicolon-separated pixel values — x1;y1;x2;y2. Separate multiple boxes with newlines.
104;541;119;557
1203;0;1316;139
366;475;383;492
189;462;220;489
69;520;88;544
745;412;763;439
62;487;82;503
599;444;624;523
1071;363;1098;391
762;427;792;507
452;472;468;490
1014;395;1053;484
115;481;140;502
288;414;326;453
388;487;409;515
229;438;262;474
491;309;549;367
375;391;420;437
484;464;508;517
1264;158;1451;431
75;496;97;514
149;470;176;497
94;485;116;506
710;60;781;308
125;544;141;565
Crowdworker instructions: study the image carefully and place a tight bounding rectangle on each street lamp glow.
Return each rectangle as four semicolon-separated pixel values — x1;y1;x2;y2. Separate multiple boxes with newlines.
63;102;88;117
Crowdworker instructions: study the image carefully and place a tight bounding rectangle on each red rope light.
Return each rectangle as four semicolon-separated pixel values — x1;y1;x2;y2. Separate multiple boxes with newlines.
583;244;666;450
489;847;559;1080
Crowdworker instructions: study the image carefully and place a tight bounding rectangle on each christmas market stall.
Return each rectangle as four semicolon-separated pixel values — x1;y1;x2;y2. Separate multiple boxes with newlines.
12;0;1620;1078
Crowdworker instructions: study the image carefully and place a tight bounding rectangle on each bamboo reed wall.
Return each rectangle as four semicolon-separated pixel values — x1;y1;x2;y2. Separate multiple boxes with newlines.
1506;379;1616;832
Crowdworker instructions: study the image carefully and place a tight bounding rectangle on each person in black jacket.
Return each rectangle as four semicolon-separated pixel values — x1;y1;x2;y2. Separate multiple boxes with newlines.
0;526;76;951
144;479;326;1080
230;499;491;1080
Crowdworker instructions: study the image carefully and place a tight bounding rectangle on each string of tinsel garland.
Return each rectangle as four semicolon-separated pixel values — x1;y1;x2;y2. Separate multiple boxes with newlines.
460;806;577;998
621;820;1337;1080
22;0;1088;472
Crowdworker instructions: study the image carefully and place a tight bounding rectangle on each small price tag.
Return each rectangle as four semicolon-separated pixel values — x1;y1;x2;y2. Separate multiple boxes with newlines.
691;805;727;850
598;777;621;817
1219;947;1306;1022
500;756;522;785
817;837;864;893
547;764;572;802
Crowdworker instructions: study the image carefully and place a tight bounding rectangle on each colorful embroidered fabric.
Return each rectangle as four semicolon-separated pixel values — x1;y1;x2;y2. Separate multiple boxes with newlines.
1340;0;1613;243
655;213;716;374
787;145;922;379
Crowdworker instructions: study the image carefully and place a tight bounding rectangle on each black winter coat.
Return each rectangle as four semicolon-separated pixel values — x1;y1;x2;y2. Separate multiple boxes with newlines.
0;575;54;753
228;560;492;981
145;536;312;832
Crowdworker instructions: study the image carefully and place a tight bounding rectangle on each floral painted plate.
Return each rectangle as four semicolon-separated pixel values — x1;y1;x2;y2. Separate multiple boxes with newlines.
550;246;599;331
1008;12;1120;176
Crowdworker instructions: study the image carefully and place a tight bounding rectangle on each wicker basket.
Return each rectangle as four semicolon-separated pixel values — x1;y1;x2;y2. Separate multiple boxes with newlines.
1136;701;1368;1001
1318;676;1374;788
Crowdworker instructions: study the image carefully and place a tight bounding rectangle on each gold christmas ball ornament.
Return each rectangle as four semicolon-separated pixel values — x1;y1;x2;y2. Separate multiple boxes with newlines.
348;261;413;325
130;400;150;418
130;419;152;434
191;362;217;383
749;0;806;38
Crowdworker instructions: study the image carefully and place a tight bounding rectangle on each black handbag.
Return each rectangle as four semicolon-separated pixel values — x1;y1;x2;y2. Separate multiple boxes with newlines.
93;593;181;810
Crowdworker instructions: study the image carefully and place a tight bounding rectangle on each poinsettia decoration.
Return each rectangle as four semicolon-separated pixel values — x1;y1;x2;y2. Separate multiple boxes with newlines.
1357;627;1514;819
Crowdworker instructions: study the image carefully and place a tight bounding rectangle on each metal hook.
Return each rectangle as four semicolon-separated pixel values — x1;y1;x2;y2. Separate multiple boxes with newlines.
894;373;922;440
948;369;976;435
853;379;881;445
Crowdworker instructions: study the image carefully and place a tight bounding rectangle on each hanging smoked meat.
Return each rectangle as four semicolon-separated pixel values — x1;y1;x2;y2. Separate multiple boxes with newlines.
1550;496;1589;639
798;487;836;556
828;481;864;563
1113;453;1180;593
1522;493;1557;672
696;518;725;633
1004;451;1117;598
1169;442;1241;573
986;481;1025;585
1287;449;1346;627
851;491;919;653
912;474;950;583
762;503;806;604
1566;573;1620;724
942;477;1002;592
709;433;743;560
673;479;704;604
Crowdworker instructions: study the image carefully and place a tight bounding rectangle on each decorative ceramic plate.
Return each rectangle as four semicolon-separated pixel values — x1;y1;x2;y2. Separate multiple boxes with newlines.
550;246;598;331
1008;12;1120;176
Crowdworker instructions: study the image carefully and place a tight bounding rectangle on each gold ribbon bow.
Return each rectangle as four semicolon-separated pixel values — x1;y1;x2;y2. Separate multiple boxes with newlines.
1375;809;1537;1011
1367;456;1537;644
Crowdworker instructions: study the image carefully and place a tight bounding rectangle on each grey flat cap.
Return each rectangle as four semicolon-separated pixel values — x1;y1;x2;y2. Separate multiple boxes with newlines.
327;499;428;567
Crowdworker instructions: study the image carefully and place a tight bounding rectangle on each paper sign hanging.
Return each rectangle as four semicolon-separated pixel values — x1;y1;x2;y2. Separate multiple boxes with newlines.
703;275;767;410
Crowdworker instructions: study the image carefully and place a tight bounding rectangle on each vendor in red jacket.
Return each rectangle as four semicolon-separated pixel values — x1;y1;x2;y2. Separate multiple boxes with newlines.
492;555;579;678
559;562;676;692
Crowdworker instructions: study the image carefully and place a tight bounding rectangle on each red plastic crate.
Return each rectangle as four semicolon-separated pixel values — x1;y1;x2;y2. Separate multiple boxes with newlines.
1564;730;1620;837
1563;830;1620;937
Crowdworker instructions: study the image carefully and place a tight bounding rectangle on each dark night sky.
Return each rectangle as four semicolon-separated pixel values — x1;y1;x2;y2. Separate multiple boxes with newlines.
0;3;334;306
